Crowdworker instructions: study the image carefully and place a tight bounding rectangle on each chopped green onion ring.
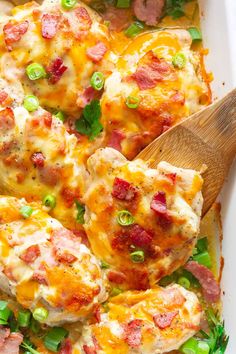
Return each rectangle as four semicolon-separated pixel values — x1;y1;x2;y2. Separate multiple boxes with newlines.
188;27;202;43
26;63;46;81
33;307;48;323
125;96;140;109
17;310;31;327
177;276;190;289
172;52;187;69
117;210;134;226
90;72;105;91
61;0;77;10
20;205;33;219
130;250;145;263
43;195;56;209
125;21;144;38
44;327;68;352
23;95;39;112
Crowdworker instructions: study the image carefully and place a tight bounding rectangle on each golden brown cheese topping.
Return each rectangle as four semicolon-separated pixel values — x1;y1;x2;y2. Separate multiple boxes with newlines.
0;195;107;326
83;147;203;290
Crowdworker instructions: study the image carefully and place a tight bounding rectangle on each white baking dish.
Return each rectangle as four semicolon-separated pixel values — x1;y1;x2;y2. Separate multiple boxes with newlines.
199;1;236;352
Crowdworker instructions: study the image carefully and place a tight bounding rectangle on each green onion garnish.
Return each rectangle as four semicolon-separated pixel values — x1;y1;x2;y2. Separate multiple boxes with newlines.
20;206;33;219
43;195;56;209
180;337;198;353
75;201;85;224
61;0;77;10
116;0;130;8
125;96;140;109
197;341;210;354
196;237;208;253
177;276;190;289
193;251;212;269
30;317;41;334
26;63;46;81
33;307;48;323
100;260;110;269
130;250;145;263
54;111;66;122
17;310;31;327
188;27;202;43
0;301;12;323
44;327;68;352
21;338;40;354
23;95;39;112
90;72;105;91
125;21;144;38
110;287;123;297
117;210;134;226
172;52;187;69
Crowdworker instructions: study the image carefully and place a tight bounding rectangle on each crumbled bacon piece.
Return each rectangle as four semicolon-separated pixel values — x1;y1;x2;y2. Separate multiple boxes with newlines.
20;245;40;264
39;165;62;186
129;224;153;248
151;191;167;216
86;42;108;63
77;86;97;108
124;319;143;348
166;173;177;184
47;57;68;84
59;338;72;354
61;187;80;208
75;7;92;31
41;13;60;39
0;331;23;354
112;177;137;201
32;271;48;285
51;228;79;264
153;311;178;329
83;345;97;354
0;107;15;131
31;152;45;168
107;130;125;152
107;270;127;284
133;0;165;26
3;20;29;51
0;91;8;104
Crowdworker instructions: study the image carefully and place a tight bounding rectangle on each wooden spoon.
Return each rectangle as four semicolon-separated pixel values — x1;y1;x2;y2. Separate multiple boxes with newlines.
137;88;236;215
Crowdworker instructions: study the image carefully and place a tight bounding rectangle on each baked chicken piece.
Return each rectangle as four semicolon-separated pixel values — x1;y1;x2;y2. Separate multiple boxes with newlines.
0;105;94;229
74;285;202;354
83;147;203;289
101;29;211;159
0;0;111;115
0;195;107;326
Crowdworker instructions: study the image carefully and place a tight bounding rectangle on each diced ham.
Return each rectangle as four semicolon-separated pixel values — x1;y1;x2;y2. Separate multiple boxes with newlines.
107;130;125;152
103;7;132;32
20;245;40;264
77;86;97;108
0;107;15;131
32;270;48;285
124;319;143;348
39;165;62;186
0;328;10;348
133;0;165;26
150;191;167;216
31;152;45;168
0;332;23;354
107;270;127;284
3;20;29;51
47;57;68;84
75;7;92;31
41;13;60;39
132;55;171;90
129;224;153;248
185;261;220;303
83;345;97;354
0;91;8;104
153;311;178;329
59;338;72;354
112;177;137;201
86;42;108;63
51;228;79;264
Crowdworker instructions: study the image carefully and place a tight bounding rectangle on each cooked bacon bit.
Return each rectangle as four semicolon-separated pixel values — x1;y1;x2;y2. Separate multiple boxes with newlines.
0;331;23;354
112;177;138;201
75;7;92;31
132;55;171;90
132;268;150;290
0;107;15;131
86;42;108;63
20;245;40;264
72;229;90;248
166;173;177;184
3;267;16;281
43;112;53;127
32;271;48;285
153;311;178;329
61;187;80;208
129;224;153;248
41;13;60;39
77;86;97;108
51;228;79;264
93;305;101;323
83;345;97;354
108;270;127;284
31;152;45;168
0;91;8;104
47;57;68;84
151;191;168;216
171;91;185;105
0;328;10;347
133;0;165;26
39;165;62;186
59;338;72;354
124;319;143;348
3;20;29;51
185;261;220;303
107;130;125;152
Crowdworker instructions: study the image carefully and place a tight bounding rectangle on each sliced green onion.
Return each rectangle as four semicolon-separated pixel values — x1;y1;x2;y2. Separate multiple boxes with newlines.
102;301;110;312
193;251;212;268
26;63;46;81
43;195;56;209
196;237;208;253
17;310;31;327
117;210;134;226
21;339;40;354
125;21;144;38
197;341;210;354
61;0;77;10
0;306;12;322
180;337;198;353
100;260;110;269
178;276;191;289
0;301;8;310
116;0;130;8
32;307;48;323
90;72;105;91
159;273;176;287
55;111;66;122
188;27;202;43
110;287;123;297
30;317;41;334
125;96;140;109
44;327;68;352
20;205;33;219
23;95;39;112
130;250;145;263
75;201;85;224
172;52;187;69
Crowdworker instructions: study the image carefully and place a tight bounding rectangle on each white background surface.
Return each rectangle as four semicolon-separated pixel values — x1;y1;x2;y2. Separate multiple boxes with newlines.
199;1;236;352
